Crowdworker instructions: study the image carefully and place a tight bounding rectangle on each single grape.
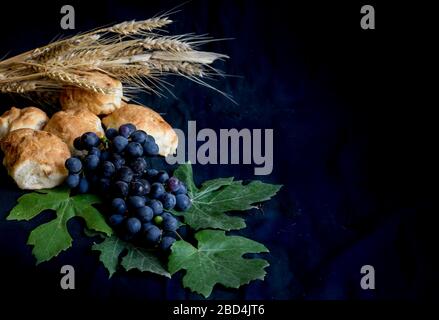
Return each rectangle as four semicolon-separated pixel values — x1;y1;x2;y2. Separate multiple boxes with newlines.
145;169;159;179
119;123;136;138
117;166;134;183
65;157;82;174
160;236;176;251
109;214;124;226
112;180;129;198
150;182;165;199
77;177;89;194
111;198;127;215
112;135;129;153
137;178;151;195
143;138;159;156
131;130;147;144
127;196;146;209
126;142;143;157
84;154;100;171
101;161;116;177
88;147;101;158
73;137;84;150
156;170;169;183
81;132;100;149
167;177;180;193
175;194;191;211
161;193;176;210
105;128;118;140
98;178;111;194
149;199;164;215
153;215;163;225
130;157;147;174
142;222;154;232
162;215;178;232
136;206;153;223
66;174;80;188
174;182;188;195
144;225;161;244
126;217;142;234
130;181;146;196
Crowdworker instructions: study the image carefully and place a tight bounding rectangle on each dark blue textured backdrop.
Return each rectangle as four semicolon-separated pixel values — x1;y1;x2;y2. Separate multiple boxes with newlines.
0;0;436;301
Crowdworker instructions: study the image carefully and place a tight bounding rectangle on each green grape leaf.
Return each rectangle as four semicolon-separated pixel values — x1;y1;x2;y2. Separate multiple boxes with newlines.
7;188;112;264
92;235;170;278
173;163;282;230
168;230;269;298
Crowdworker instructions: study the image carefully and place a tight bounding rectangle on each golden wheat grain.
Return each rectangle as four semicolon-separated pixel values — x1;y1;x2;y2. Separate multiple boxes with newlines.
107;17;172;35
46;70;112;94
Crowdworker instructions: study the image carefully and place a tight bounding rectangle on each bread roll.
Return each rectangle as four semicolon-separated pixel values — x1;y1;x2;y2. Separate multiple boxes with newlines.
44;109;104;152
1;128;70;190
0;106;49;139
60;72;123;115
102;104;178;157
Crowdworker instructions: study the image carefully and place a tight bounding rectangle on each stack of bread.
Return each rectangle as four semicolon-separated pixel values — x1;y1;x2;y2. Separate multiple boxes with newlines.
0;73;178;190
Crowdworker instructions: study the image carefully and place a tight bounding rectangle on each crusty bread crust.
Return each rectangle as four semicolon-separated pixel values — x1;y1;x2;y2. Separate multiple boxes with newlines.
44;108;104;152
0;128;70;190
102;104;178;157
0;106;49;138
60;72;123;115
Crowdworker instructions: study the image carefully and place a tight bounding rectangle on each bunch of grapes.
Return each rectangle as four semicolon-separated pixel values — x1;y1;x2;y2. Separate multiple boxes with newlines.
64;123;191;251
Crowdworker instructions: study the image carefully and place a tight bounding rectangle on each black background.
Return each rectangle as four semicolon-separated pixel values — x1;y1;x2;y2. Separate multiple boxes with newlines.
0;0;436;304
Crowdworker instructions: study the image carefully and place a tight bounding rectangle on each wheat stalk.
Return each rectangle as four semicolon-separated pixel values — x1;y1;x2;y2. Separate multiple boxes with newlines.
0;13;229;103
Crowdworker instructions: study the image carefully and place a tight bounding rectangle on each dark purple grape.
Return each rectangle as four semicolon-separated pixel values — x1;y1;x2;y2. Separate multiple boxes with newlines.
144;225;161;244
73;137;84;150
101;161;116;177
136;206;154;223
117;166;134;183
109;214;124;226
88;147;101;158
65;157;82;174
81;132;100;149
127;196;146;209
111;154;126;170
66;174;80;188
156;170;169;183
167;177;180;193
160;236;176;251
143;137;159;156
150;182;165;199
175;194;191;211
149;199;163;215
175;182;188;195
130;181;146;196
84;155;100;171
112;135;128;153
137;179;151;195
77;177;89;194
161;193;176;210
130;157;147;174
112;180;129;198
126;142;143;157
131;130;147;144
162;215;178;232
105;128;118;140
119;124;136;138
145;169;159;179
111;198;127;215
126;217;141;234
